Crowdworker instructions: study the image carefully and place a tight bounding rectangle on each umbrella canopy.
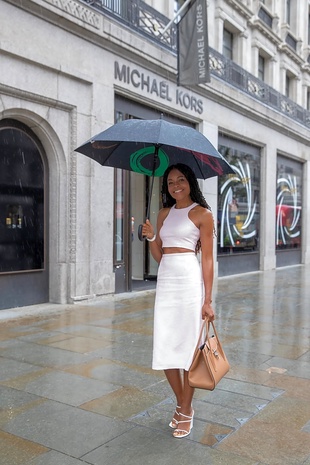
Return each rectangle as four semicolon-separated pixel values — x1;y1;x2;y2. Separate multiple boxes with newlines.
75;118;234;179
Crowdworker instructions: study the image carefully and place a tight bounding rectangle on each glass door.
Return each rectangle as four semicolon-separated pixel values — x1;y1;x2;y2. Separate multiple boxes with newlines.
144;175;161;278
114;167;131;292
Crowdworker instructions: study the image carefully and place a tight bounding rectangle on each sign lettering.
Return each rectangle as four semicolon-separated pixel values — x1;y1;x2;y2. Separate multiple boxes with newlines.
114;61;203;115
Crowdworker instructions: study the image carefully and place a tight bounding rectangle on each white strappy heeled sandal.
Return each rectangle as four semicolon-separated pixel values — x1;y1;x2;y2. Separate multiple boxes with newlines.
172;410;194;438
169;405;181;429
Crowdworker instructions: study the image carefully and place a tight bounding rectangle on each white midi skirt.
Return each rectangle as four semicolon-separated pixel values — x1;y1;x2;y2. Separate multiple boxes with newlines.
152;253;203;371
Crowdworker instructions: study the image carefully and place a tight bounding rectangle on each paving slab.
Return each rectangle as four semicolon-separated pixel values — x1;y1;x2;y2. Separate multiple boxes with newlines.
2;400;134;458
0;264;310;465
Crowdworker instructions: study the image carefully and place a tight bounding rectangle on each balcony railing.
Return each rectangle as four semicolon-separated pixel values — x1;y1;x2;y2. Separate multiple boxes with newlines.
209;49;310;128
85;0;177;49
82;0;310;129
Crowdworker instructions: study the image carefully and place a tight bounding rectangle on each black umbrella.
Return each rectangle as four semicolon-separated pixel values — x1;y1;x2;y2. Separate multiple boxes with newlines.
75;118;234;239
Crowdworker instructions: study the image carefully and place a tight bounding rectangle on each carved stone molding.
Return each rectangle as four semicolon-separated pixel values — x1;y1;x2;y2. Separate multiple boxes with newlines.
69;107;78;264
43;0;100;28
0;82;77;264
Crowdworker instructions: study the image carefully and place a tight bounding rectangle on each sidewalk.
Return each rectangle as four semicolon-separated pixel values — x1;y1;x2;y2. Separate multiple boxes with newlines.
0;265;310;465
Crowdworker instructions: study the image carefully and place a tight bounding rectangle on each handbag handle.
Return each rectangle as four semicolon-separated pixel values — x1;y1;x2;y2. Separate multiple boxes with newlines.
196;319;227;359
195;318;211;350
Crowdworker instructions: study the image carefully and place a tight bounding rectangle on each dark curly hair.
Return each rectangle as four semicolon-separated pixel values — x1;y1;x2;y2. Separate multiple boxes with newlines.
161;163;211;210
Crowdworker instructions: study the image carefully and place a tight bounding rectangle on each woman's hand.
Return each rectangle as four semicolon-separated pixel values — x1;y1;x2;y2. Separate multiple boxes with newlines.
142;219;155;240
201;302;215;321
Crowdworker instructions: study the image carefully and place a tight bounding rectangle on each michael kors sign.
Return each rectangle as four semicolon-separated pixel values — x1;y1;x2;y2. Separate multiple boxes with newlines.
114;62;203;115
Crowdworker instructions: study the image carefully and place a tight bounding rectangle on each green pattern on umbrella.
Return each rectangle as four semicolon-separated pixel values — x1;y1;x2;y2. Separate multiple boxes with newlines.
130;147;169;176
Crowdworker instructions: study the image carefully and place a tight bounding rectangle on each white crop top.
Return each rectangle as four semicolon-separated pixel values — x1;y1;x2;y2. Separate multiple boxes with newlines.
160;203;200;251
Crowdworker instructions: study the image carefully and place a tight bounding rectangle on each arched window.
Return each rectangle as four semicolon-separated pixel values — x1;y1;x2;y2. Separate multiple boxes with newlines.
0;119;45;273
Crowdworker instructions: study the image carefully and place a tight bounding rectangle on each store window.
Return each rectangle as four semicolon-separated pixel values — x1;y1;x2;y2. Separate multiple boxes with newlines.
174;0;186;12
114;110;125;264
286;0;291;24
276;155;302;250
218;138;260;255
285;73;291;98
223;28;233;60
307;88;310;110
0;120;45;273
258;54;265;81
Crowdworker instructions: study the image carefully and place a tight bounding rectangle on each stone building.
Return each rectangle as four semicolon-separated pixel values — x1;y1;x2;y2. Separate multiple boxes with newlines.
0;0;309;310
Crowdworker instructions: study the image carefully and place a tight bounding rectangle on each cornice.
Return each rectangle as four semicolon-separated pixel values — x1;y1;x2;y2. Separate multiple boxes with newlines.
225;0;253;20
43;0;100;28
278;43;305;67
248;18;282;47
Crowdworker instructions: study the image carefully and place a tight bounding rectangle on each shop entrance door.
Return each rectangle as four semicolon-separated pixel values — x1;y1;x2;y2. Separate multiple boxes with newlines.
113;96;194;294
114;167;132;293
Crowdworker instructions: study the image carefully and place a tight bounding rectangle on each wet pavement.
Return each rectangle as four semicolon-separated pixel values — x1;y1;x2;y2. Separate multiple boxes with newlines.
0;264;310;465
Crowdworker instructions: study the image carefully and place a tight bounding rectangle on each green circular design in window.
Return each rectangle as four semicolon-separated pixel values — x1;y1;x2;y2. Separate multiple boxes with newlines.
130;147;169;176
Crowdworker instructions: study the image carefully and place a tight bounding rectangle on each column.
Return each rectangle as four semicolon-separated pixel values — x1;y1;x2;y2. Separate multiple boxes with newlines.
260;144;277;270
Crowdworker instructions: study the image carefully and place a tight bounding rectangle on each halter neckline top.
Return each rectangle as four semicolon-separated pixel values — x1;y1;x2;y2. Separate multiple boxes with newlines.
160;203;200;251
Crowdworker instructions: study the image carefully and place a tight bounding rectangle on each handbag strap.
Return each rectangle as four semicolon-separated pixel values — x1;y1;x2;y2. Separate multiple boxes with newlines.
196;319;222;350
195;318;210;349
207;320;228;361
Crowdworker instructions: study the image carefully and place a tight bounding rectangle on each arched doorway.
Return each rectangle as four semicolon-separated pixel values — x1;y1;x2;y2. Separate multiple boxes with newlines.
0;119;49;309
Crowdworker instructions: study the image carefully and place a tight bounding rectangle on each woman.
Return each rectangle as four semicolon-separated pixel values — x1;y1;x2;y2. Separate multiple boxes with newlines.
142;163;215;439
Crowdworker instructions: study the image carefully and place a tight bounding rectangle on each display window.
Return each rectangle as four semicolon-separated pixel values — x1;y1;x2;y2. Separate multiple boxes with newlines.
0;121;45;273
217;137;260;255
276;155;302;250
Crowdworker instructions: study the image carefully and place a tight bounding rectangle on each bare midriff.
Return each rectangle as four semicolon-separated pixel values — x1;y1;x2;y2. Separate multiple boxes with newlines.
162;247;194;254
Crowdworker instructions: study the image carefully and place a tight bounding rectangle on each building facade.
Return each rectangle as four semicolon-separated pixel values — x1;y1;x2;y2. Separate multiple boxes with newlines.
0;0;309;310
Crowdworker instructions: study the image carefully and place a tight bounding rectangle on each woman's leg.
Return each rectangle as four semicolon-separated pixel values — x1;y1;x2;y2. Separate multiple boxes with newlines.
164;369;195;412
182;371;195;414
164;368;184;405
164;369;183;427
173;371;195;438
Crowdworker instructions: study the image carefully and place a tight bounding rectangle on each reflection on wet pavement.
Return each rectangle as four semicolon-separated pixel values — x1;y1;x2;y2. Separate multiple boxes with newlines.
0;265;309;465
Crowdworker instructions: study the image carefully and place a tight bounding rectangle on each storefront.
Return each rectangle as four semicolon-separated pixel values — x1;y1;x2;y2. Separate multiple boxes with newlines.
276;155;302;267
112;73;206;293
0;0;309;309
217;135;261;276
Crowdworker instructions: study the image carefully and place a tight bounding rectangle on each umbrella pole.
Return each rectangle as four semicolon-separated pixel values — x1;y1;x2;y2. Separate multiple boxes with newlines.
138;146;159;241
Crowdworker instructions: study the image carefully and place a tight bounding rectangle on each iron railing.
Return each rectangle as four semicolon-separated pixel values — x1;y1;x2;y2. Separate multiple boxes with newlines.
85;0;177;49
209;48;310;128
82;0;310;129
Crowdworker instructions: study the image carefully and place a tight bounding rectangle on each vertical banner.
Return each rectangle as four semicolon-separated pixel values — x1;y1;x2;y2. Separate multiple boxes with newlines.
177;0;210;86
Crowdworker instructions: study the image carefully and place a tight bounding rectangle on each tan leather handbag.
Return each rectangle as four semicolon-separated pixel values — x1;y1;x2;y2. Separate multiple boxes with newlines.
188;319;230;390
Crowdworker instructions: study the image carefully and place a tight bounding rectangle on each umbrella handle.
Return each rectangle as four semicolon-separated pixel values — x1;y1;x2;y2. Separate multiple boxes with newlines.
138;224;144;241
138;146;158;241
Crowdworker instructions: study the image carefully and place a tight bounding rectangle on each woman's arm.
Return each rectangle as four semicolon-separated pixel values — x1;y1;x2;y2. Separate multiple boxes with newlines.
141;209;168;264
199;208;215;321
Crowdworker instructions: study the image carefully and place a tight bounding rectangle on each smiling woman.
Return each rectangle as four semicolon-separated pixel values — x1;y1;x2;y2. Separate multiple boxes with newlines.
141;163;215;439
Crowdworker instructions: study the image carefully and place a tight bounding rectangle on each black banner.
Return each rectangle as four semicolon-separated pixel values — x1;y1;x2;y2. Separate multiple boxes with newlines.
177;0;210;86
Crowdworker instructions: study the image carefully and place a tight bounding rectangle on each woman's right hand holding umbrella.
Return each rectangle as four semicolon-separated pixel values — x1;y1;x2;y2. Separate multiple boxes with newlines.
142;219;163;264
142;219;155;241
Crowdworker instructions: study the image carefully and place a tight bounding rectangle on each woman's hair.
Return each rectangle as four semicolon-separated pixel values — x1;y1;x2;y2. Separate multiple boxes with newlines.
161;163;211;211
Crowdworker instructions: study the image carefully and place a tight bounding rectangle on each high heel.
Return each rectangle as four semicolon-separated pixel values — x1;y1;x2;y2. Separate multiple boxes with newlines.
169;405;181;429
173;410;194;439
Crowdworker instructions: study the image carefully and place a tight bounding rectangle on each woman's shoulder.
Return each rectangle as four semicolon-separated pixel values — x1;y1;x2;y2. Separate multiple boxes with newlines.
158;206;170;216
191;204;211;215
190;204;213;225
158;207;171;222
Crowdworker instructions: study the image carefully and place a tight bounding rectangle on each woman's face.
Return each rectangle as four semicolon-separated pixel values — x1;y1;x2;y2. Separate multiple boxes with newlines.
167;168;191;200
